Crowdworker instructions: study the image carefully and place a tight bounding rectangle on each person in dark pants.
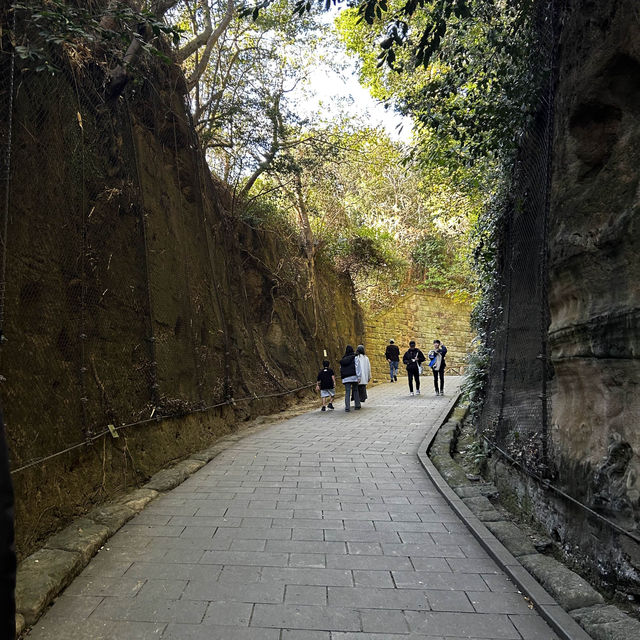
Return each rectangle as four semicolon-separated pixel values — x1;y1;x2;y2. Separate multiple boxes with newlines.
402;340;426;396
428;339;448;396
0;409;16;640
339;345;361;412
385;339;400;382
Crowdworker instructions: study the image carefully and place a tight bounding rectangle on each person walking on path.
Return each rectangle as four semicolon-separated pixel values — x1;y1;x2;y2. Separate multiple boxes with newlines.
385;339;400;382
315;360;336;411
428;339;448;396
354;344;371;404
339;345;361;412
402;340;426;396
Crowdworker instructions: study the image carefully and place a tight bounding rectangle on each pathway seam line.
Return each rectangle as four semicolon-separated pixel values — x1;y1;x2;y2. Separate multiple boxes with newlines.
415;393;593;640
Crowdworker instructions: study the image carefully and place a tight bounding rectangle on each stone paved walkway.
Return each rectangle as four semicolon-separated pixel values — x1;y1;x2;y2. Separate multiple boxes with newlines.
27;377;560;639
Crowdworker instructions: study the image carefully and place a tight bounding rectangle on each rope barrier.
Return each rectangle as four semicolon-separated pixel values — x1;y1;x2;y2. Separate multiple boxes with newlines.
9;381;316;476
479;434;640;546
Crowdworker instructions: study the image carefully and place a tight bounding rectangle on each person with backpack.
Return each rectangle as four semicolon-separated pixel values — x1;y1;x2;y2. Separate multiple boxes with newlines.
385;339;400;382
428;339;448;396
402;340;426;396
339;345;362;412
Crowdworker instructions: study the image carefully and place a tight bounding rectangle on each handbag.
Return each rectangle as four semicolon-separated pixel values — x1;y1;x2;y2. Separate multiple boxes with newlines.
417;364;423;375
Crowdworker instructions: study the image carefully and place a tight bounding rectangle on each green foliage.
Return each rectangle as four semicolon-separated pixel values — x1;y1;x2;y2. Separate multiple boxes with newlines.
11;0;182;73
411;234;448;270
460;337;491;425
330;225;402;279
462;437;487;472
241;196;299;237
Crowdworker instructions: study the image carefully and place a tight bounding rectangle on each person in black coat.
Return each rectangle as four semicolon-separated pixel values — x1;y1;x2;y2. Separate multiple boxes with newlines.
339;345;361;412
0;409;16;639
385;339;400;382
402;340;426;396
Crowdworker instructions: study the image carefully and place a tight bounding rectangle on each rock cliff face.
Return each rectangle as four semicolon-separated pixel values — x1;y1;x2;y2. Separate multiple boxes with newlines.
0;38;362;556
548;0;640;588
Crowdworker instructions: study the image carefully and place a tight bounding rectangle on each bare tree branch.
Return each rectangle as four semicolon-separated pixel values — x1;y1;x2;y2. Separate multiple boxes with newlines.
185;0;236;91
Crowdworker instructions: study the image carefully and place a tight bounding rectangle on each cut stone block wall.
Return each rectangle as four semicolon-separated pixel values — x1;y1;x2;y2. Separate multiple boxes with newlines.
364;290;474;381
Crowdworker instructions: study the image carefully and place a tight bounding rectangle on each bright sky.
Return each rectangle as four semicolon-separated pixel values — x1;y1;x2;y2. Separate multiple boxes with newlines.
304;61;413;143
290;11;413;143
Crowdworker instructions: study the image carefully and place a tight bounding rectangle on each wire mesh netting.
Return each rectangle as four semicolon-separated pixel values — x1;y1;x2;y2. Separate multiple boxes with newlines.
476;0;558;479
0;5;317;488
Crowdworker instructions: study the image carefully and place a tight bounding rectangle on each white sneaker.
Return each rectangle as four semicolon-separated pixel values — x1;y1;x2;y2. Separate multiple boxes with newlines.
409;391;414;396
416;389;420;395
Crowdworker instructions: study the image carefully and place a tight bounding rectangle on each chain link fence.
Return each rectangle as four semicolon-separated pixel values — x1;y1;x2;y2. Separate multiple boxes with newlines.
476;0;558;479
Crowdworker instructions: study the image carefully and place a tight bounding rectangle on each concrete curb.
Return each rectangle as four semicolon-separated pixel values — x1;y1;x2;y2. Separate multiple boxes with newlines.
14;402;316;635
416;392;593;640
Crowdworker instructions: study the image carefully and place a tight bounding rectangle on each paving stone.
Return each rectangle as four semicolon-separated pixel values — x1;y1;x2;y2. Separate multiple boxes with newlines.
251;603;361;631
163;624;280;639
64;574;145;598
361;609;410;633
468;591;536;615
509;613;561;640
26;620;167;640
91;596;208;623
182;580;284;603
352;570;394;588
392;571;489;591
203;601;253;626
24;379;564;640
404;611;521;638
285;585;327;606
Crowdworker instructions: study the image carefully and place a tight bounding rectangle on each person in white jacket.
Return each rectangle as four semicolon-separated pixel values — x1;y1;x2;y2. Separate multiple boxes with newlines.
355;344;371;404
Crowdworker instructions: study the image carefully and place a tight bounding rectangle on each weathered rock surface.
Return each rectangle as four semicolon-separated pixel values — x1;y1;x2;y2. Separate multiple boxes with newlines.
85;503;136;536
15;548;83;625
546;0;640;585
144;459;206;492
485;521;538;557
461;496;503;522
519;553;605;611
454;484;499;499
15;613;25;636
44;518;110;565
571;604;640;640
116;488;158;512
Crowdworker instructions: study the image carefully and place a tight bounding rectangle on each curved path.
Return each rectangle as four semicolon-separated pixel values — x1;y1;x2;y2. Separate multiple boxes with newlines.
27;377;559;639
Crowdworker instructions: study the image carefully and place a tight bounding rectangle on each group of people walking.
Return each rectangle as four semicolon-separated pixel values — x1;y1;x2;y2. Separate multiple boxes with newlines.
315;344;371;412
316;338;447;413
386;339;447;396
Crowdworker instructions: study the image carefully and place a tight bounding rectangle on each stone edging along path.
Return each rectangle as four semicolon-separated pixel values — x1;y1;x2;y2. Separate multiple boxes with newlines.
420;398;640;640
13;404;317;637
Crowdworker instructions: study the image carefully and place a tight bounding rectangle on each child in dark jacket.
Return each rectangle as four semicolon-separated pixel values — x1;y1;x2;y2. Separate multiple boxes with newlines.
316;360;336;411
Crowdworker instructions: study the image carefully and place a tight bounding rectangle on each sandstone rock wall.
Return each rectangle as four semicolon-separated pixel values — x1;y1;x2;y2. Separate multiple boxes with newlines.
549;0;640;542
0;48;362;556
483;0;640;594
364;291;473;381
